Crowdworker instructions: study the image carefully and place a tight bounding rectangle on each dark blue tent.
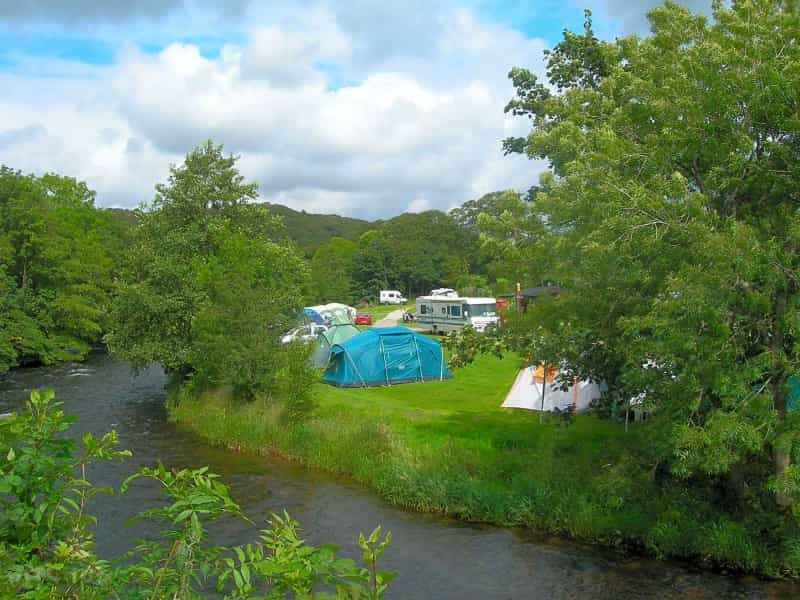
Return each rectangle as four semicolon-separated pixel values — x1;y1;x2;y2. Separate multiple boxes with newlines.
322;327;452;387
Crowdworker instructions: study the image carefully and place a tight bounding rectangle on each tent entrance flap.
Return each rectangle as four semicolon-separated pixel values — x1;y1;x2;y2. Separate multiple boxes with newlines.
382;334;419;384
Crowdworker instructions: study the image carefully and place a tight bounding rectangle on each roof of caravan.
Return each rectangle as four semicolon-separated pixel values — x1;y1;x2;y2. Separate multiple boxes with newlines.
416;295;496;303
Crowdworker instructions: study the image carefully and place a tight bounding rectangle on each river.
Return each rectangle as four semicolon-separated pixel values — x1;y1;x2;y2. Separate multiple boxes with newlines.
1;351;797;599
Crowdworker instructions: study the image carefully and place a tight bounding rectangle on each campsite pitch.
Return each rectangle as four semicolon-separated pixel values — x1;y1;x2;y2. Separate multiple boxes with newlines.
171;353;786;575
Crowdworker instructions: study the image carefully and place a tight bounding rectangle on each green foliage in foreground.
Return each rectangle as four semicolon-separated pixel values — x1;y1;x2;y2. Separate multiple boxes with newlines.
172;354;800;577
0;389;394;599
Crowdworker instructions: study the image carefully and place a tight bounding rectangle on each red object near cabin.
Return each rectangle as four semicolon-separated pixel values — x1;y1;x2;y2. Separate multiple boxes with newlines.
355;313;373;325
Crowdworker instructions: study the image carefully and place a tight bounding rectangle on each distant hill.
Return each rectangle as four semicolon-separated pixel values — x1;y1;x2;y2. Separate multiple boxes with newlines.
103;207;139;228
101;204;376;253
264;203;376;253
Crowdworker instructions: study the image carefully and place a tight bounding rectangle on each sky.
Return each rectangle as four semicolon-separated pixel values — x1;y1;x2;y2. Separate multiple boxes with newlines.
0;0;710;219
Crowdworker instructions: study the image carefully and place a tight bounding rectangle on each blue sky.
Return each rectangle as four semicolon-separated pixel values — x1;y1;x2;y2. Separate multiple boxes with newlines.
0;0;709;217
0;1;642;76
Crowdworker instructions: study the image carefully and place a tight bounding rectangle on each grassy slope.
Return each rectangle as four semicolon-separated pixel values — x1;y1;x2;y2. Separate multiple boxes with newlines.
171;354;786;575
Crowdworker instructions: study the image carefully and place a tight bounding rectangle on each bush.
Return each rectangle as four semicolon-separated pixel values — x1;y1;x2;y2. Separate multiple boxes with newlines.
0;389;394;599
275;340;320;421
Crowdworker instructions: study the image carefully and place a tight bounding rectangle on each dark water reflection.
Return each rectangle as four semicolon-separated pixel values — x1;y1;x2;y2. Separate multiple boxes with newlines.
1;351;797;599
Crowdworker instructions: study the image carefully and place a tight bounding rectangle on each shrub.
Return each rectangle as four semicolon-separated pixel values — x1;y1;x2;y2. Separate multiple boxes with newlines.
0;389;394;599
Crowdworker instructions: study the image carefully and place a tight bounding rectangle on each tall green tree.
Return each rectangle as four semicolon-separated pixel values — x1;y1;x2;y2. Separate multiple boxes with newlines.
310;237;357;304
351;230;395;301
502;0;800;513
351;211;478;300
461;189;544;285
0;167;120;371
108;141;309;398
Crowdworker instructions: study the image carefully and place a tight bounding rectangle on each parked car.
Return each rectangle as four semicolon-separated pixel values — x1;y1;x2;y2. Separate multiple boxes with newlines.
281;323;327;344
355;313;373;325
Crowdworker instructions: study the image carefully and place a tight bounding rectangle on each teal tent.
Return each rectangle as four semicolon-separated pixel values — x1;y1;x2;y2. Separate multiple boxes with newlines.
322;327;452;387
310;323;361;368
788;375;800;412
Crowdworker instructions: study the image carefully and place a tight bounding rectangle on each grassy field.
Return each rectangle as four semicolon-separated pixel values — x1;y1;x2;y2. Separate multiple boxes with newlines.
171;353;789;576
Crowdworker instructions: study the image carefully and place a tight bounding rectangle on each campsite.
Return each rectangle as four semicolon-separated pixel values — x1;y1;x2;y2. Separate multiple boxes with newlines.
6;1;800;597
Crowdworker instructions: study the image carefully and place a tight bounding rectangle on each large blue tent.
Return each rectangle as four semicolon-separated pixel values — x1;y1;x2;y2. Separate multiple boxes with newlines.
322;327;452;387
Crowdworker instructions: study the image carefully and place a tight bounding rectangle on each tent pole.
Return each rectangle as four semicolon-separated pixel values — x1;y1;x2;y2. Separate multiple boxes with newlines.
380;339;390;386
625;398;630;433
345;349;367;388
412;337;424;383
539;363;546;424
572;376;578;415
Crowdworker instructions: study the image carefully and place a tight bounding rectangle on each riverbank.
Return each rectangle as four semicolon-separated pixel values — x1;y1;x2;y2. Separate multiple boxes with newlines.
170;353;797;578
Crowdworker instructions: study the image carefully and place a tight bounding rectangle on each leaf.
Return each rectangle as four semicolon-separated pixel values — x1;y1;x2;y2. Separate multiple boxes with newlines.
232;568;244;590
376;570;398;585
174;509;195;523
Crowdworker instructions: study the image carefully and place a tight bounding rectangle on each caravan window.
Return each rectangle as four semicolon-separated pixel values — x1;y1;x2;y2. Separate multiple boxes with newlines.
441;306;446;314
420;304;428;315
467;303;496;317
450;305;461;317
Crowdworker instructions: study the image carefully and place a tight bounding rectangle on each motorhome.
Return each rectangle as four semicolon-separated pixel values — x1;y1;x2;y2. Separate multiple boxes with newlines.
430;288;457;297
379;290;407;305
414;294;499;333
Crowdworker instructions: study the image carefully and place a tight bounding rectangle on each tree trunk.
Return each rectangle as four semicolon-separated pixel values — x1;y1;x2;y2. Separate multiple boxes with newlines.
726;462;747;504
771;290;792;509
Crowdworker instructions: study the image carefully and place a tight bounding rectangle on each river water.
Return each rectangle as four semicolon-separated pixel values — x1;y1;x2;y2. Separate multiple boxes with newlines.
1;351;797;599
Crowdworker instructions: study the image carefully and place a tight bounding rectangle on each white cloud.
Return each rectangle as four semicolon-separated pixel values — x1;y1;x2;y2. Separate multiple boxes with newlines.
0;1;548;218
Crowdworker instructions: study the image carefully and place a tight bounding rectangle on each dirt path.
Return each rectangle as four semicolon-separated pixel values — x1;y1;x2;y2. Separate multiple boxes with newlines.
374;309;405;327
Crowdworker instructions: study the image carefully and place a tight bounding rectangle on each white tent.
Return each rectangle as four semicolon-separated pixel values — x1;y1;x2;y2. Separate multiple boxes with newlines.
305;303;357;324
502;365;602;413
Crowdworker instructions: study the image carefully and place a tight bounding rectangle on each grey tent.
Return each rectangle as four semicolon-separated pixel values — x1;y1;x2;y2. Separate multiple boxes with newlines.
310;323;361;368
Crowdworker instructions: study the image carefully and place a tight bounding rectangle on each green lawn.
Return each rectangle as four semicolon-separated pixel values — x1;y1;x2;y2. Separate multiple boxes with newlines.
171;353;787;576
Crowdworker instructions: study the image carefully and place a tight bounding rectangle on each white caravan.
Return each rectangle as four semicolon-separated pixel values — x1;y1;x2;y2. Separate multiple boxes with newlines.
415;295;499;333
379;290;407;305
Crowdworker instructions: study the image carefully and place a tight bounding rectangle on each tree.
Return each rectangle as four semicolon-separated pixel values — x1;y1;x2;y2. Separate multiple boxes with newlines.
310;237;357;304
351;230;395;302
108;141;309;398
0;167;121;371
502;0;800;514
450;191;519;231
190;224;309;399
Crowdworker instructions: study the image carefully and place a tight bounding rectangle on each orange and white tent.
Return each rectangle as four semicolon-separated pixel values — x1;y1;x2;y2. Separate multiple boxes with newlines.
502;365;602;413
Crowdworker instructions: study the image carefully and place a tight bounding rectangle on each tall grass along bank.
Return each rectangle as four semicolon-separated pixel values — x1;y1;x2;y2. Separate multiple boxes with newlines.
170;354;800;578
